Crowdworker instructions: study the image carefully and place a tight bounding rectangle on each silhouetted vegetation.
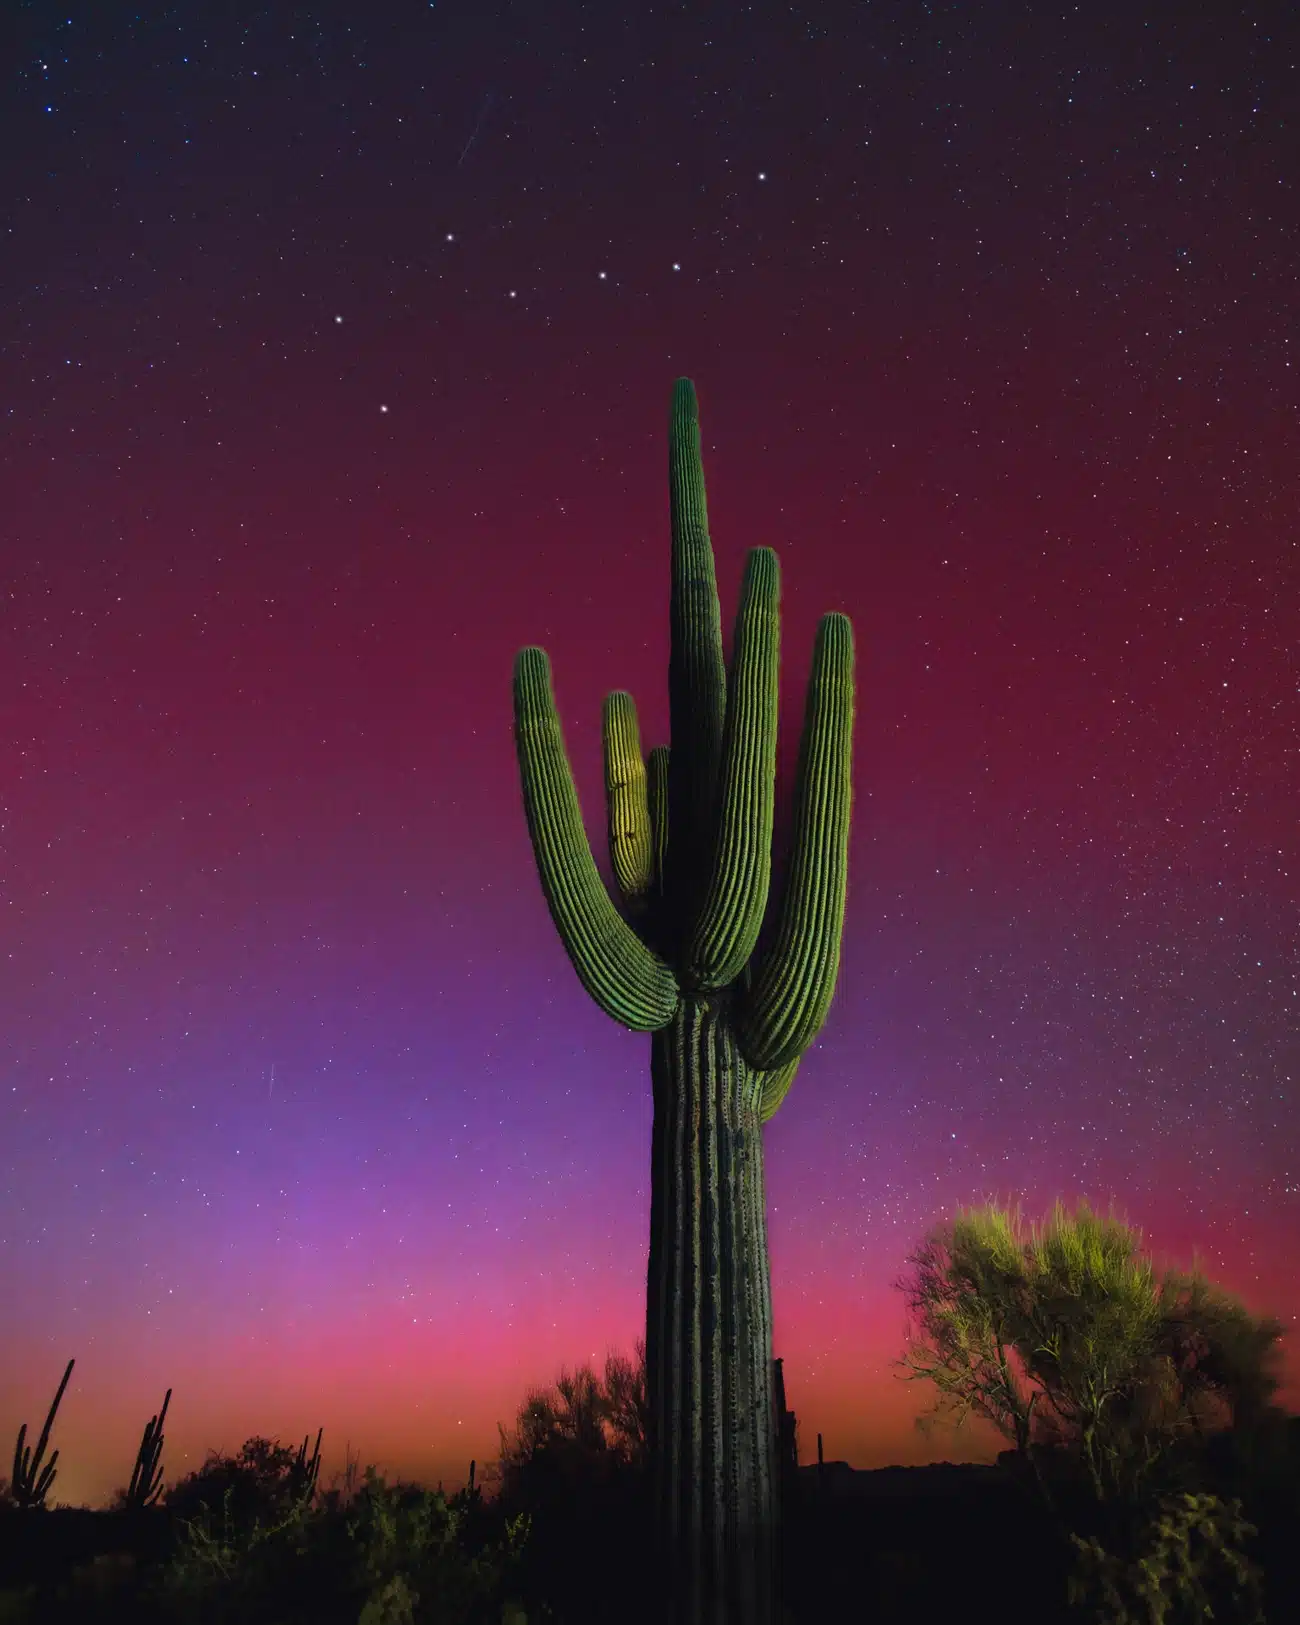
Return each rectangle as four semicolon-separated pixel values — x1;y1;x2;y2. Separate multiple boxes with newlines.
0;1429;529;1624
490;1345;653;1622
9;1359;75;1511
115;1389;171;1513
0;1245;1293;1624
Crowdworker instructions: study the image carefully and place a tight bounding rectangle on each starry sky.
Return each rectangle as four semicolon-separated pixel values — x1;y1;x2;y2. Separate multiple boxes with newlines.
2;0;1296;1508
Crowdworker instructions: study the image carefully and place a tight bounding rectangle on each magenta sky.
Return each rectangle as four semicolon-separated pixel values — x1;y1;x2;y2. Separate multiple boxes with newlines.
2;0;1295;1507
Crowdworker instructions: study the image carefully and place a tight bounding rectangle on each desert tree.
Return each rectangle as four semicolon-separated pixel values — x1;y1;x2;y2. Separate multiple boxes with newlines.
897;1201;1284;1514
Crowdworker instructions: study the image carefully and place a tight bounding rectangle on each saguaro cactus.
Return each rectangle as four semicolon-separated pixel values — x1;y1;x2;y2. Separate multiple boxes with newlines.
125;1387;171;1510
512;379;854;1623
290;1428;323;1503
11;1358;75;1510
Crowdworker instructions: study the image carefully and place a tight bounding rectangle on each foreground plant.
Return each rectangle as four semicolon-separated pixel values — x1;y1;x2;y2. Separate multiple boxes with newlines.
897;1201;1285;1512
155;1466;529;1624
10;1358;75;1510
122;1387;172;1511
1069;1492;1264;1624
512;378;855;1622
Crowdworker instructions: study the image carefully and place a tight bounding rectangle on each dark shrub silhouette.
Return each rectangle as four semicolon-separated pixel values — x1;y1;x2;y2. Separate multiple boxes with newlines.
493;1346;651;1622
165;1435;320;1533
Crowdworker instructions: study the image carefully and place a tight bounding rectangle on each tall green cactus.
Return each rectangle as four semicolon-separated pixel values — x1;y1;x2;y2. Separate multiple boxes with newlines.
512;379;854;1624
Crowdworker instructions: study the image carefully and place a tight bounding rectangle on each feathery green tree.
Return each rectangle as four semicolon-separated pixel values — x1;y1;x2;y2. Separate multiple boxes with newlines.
512;378;855;1623
897;1201;1286;1510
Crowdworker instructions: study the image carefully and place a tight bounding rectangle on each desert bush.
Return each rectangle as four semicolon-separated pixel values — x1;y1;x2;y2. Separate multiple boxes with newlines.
491;1348;650;1622
152;1466;528;1625
1068;1492;1264;1624
164;1435;315;1533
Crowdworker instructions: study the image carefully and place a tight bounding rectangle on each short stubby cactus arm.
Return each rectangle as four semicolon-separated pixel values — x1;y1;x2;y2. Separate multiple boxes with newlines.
685;547;780;990
602;691;654;908
647;745;670;898
758;1056;801;1123
737;613;855;1072
514;648;679;1031
666;379;727;939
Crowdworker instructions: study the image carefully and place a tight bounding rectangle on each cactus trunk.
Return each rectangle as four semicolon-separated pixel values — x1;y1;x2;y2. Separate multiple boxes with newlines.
648;997;777;1625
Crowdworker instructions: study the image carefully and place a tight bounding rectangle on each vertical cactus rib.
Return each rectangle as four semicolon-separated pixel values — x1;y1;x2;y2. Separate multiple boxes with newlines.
686;547;780;990
757;1056;800;1124
647;745;670;898
514;648;679;1031
666;378;727;935
737;613;855;1071
602;691;654;906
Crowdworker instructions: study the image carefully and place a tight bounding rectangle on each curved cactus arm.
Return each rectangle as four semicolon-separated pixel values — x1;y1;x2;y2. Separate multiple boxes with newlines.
737;613;855;1071
686;547;780;990
758;1056;801;1123
33;1452;59;1503
514;648;679;1031
647;746;670;896
666;378;727;928
602;692;654;907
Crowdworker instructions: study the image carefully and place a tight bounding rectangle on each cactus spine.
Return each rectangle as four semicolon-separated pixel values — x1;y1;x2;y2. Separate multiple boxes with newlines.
125;1387;171;1510
11;1359;75;1510
512;380;854;1623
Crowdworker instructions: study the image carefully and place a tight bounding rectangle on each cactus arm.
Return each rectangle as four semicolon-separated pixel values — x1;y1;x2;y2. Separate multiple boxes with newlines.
738;614;855;1071
666;378;727;929
602;692;654;906
33;1452;58;1502
686;547;780;990
647;746;670;896
758;1056;801;1123
12;1424;27;1493
514;648;679;1031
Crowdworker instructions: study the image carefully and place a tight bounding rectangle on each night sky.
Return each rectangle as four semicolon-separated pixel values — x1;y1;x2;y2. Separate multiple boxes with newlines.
2;1;1296;1509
